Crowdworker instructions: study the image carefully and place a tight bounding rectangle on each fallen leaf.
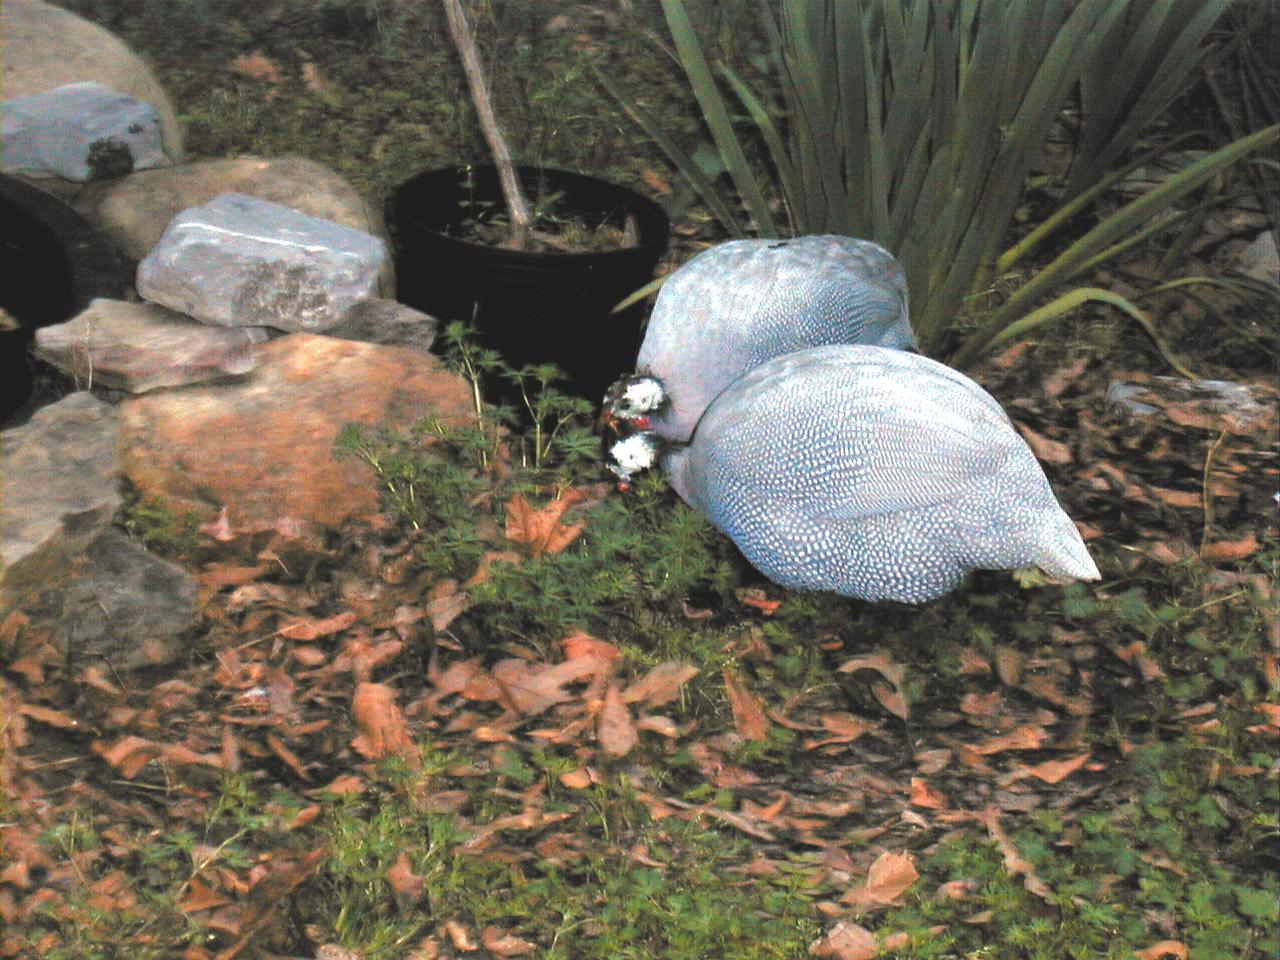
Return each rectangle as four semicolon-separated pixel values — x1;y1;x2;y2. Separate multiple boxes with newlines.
504;493;585;557
1003;753;1091;786
737;587;782;615
723;667;769;741
1134;941;1188;960
810;921;878;960
910;777;950;809
278;611;357;641
178;878;230;914
387;852;424;911
561;631;621;662
199;506;236;541
1016;422;1073;464
622;662;698;707
845;851;919;911
18;704;80;729
1200;535;1261;562
559;768;593;789
444;920;477;952
481;926;537;957
351;682;418;765
427;580;469;632
598;684;638;757
972;724;1048;755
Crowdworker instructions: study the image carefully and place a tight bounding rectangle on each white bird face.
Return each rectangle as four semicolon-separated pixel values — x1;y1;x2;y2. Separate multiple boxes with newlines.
607;432;663;484
602;375;668;431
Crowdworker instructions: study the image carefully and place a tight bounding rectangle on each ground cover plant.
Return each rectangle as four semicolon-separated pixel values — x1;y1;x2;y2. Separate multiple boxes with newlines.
2;1;1277;958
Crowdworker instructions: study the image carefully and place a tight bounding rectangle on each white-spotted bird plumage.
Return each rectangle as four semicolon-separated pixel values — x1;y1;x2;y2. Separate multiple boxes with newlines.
660;345;1099;603
624;236;915;442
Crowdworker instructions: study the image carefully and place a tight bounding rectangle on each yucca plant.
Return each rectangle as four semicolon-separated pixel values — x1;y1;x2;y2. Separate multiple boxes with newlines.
612;0;1277;362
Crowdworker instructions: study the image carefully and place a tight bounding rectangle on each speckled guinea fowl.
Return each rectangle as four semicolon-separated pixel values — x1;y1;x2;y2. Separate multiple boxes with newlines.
604;235;916;443
609;345;1100;603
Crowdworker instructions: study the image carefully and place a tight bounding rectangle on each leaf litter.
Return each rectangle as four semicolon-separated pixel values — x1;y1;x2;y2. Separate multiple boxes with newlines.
0;348;1276;958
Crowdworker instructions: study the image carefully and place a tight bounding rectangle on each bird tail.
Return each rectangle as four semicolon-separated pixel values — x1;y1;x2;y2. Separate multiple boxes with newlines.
1035;510;1101;582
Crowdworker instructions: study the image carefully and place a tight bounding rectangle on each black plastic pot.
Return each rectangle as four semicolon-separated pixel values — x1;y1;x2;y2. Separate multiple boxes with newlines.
1;175;125;425
388;165;669;402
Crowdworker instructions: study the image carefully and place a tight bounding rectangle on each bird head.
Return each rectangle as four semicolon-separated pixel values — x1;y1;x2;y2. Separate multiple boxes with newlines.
601;374;668;433
606;431;665;491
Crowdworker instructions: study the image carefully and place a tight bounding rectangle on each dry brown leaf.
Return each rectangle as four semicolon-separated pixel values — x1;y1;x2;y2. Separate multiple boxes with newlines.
871;681;910;720
351;682;418;765
504;492;586;557
1134;940;1189;960
641;168;672;195
199;505;236;542
910;777;950;809
493;656;605;715
805;712;875;749
278;611;357;641
722;667;769;741
993;646;1025;686
1003;753;1091;786
810;921;878;960
960;691;1005;717
972;724;1048;755
737;587;782;615
18;704;80;730
623;662;698;707
598;683;638;757
444;920;477;952
636;715;679;738
561;631;621;662
559;768;593;789
1015;422;1073;464
426;580;469;632
178;878;230;914
387;851;425;911
845;851;919;911
1200;535;1261;562
481;926;537;957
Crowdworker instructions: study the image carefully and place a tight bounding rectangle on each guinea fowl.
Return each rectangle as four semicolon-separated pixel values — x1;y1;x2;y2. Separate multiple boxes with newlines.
603;236;916;443
608;345;1100;603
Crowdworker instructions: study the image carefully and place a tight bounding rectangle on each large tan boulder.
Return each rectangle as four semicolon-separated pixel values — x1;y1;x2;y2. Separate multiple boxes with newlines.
1;1;183;182
80;155;395;293
118;335;476;534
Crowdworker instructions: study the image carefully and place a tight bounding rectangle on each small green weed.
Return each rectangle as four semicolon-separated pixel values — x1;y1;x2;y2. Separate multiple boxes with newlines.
120;495;201;556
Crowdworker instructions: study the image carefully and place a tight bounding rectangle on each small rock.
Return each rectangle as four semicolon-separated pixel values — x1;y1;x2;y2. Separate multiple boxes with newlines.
327;297;438;353
2;0;183;196
1;81;167;180
1107;375;1273;429
136;193;388;332
1;391;121;571
79;156;392;295
118;335;476;532
35;298;270;393
2;519;198;669
1237;230;1279;288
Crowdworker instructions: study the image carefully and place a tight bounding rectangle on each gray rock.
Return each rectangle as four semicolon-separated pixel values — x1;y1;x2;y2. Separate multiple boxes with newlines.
35;298;269;393
1;391;121;571
2;0;183;202
2;520;198;669
2;81;167;181
1237;230;1279;288
327;297;438;353
1107;376;1271;428
78;155;394;295
136;193;388;332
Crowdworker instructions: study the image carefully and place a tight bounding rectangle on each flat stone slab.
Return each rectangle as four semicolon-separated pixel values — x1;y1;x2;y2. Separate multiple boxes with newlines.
327;297;438;353
35;298;269;393
1;391;122;571
118;335;476;533
2;81;167;180
136;193;388;333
